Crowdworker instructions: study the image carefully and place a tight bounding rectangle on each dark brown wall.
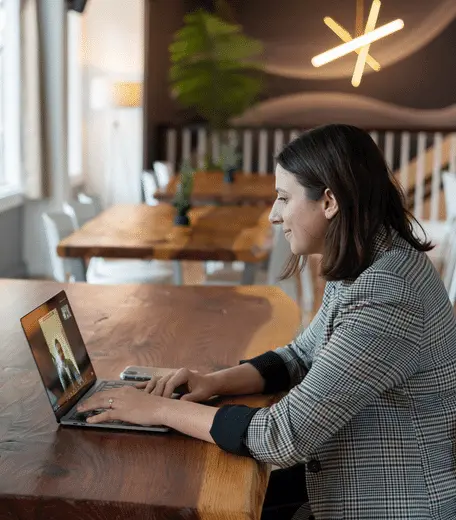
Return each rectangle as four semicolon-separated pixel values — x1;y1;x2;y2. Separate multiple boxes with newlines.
143;0;456;166
143;0;187;167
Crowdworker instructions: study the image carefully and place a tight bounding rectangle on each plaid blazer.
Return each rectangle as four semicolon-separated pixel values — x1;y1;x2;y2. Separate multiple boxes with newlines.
243;228;456;519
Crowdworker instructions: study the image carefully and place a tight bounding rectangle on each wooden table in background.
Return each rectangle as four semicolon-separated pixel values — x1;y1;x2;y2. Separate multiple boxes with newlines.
155;171;276;206
57;204;273;284
0;279;301;520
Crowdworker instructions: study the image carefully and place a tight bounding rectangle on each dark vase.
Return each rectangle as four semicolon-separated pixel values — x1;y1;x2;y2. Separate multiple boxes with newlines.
223;167;236;183
174;213;190;226
173;203;191;226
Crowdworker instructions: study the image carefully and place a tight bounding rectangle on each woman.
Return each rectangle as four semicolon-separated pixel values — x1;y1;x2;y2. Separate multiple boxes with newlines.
78;124;456;519
53;338;82;390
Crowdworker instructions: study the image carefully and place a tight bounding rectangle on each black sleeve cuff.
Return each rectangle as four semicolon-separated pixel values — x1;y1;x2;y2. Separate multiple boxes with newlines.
210;405;261;456
240;350;290;393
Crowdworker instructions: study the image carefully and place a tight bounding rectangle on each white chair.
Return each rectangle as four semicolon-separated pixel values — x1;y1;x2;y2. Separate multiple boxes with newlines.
415;171;456;267
42;212;87;282
205;260;244;275
443;171;456;219
142;171;159;206
421;171;456;304
448;261;456;308
203;226;314;312
77;192;103;214
43;210;174;285
63;201;98;228
441;218;456;306
63;200;105;277
153;161;173;188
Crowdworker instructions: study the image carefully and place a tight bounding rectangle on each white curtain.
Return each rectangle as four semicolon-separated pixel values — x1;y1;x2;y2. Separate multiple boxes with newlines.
20;0;48;199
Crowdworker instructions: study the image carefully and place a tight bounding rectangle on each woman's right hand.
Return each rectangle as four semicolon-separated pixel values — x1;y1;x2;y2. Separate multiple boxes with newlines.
135;368;216;402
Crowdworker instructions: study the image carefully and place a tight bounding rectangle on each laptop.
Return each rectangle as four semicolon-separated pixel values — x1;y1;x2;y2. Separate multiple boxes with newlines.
20;290;169;433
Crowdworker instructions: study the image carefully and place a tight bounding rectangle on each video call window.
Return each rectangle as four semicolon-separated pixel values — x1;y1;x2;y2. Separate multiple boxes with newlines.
39;308;83;395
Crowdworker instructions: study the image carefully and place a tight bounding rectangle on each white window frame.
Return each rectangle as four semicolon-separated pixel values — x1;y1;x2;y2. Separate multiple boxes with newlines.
0;0;22;213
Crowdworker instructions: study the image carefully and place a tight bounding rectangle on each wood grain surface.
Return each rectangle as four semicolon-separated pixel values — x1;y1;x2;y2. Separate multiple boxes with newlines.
155;171;276;206
0;279;301;520
57;204;273;263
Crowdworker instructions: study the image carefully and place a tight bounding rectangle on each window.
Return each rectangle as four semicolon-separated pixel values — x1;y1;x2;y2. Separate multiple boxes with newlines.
67;11;83;183
0;0;21;206
0;0;5;186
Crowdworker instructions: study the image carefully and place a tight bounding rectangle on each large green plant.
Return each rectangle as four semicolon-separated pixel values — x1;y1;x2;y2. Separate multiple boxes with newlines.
169;8;264;131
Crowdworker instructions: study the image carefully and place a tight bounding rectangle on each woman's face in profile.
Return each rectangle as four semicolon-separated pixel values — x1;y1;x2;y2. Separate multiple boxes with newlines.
269;164;337;256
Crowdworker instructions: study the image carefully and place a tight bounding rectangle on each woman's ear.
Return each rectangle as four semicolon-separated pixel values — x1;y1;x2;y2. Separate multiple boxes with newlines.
323;189;339;220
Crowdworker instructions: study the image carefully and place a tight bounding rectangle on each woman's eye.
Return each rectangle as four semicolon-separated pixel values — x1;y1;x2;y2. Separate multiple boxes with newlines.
277;197;288;202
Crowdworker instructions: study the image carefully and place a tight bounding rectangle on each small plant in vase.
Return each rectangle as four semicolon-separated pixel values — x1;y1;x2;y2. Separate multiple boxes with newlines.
172;162;195;226
220;142;241;183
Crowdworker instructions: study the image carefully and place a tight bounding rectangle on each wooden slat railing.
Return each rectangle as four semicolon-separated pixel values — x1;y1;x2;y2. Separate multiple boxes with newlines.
156;125;456;222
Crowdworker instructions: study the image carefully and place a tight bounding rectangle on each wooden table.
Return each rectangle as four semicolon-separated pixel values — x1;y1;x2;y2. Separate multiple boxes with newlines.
57;204;273;284
0;279;301;520
155;171;276;206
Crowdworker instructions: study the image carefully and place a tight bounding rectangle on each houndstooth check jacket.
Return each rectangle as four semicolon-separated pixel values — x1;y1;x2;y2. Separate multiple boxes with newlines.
210;227;456;519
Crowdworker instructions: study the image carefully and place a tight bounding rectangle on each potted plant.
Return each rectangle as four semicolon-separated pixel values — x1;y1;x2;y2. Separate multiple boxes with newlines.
172;161;195;226
169;2;264;169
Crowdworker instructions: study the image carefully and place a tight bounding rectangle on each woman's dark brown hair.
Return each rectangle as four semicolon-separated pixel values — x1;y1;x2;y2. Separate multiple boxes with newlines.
276;124;433;281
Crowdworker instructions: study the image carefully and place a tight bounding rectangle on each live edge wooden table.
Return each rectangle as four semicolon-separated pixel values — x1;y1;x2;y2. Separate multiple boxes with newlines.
155;171;276;206
0;279;301;520
57;203;273;285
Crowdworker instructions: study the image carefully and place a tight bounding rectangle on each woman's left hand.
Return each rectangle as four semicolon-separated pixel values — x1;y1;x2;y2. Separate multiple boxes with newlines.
76;386;168;426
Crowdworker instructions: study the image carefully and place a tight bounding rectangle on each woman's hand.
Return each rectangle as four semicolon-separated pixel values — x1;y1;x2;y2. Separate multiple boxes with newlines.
76;386;168;426
77;383;219;444
136;368;217;402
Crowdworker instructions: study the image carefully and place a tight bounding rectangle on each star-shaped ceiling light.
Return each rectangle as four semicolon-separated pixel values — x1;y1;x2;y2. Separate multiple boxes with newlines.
311;0;404;87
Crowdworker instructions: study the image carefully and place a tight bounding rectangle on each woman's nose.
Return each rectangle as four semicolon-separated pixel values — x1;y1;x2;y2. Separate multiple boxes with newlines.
269;208;283;225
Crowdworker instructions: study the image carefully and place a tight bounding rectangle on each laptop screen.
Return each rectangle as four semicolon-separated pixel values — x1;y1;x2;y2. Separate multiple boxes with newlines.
20;290;96;419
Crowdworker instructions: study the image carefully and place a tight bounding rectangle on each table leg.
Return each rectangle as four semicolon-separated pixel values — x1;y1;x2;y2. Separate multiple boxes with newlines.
241;263;257;285
173;260;183;285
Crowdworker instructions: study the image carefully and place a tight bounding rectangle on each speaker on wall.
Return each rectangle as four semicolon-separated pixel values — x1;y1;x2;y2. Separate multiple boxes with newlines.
67;0;88;13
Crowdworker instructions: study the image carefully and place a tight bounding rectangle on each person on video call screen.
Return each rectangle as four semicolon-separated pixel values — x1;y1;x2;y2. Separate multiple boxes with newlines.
53;338;82;391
